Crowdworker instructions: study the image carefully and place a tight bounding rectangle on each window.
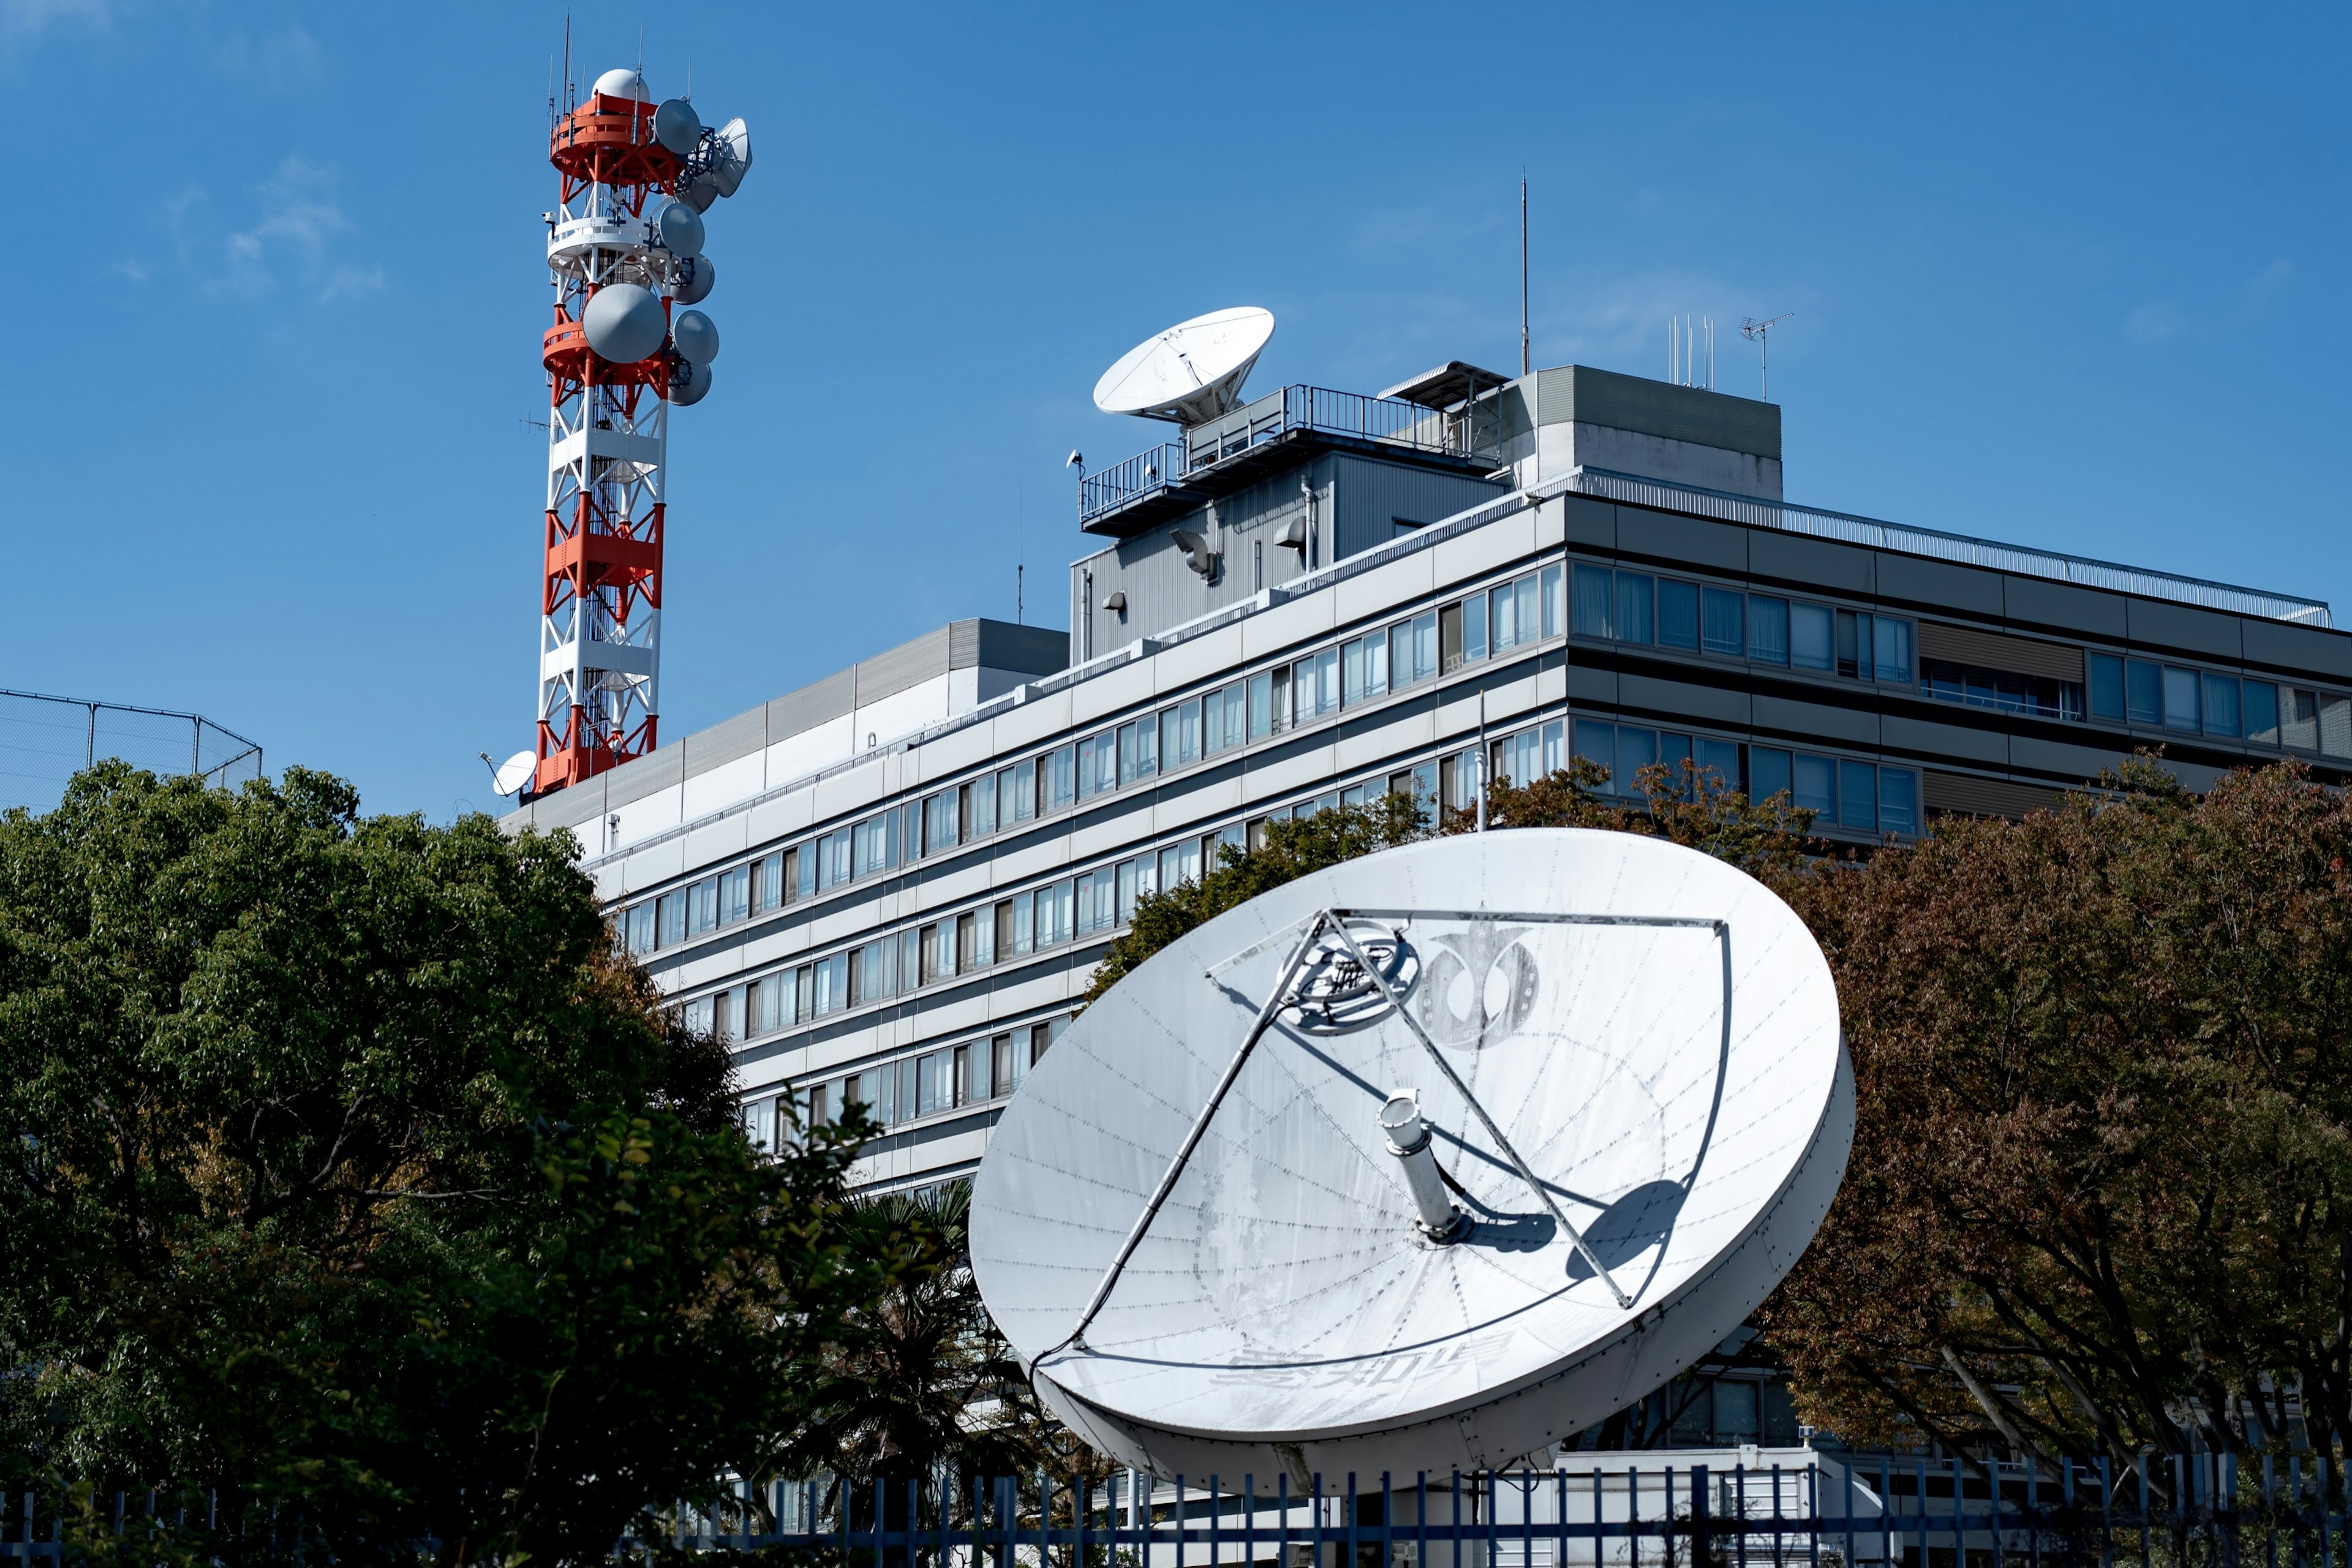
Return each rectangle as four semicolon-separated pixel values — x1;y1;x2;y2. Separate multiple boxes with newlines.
1489;581;1518;652
1572;720;1616;790
1838;760;1876;832
2283;688;2320;750
1790;603;1833;671
923;791;958;853
1036;881;1072;946
1750;746;1791;804
625;901;655;953
966;775;997;839
812;952;848;1017
1073;872;1099;935
1204;682;1242;753
1493;722;1560;788
956;911;980;973
1161;698;1201;767
817;830;851;888
1703;587;1744;657
1304;647;1338;719
1008;892;1035;955
753;850;784;913
1118;718;1157;785
1874;618;1913;684
1792;753;1836;817
2088;653;2125;721
1001;759;1036;824
854;812;895;875
2125;660;2163;725
2161;666;2201;733
1116;858;1145;924
853;938;895;1004
794;843;816;900
915;1049;952;1117
2200;674;2241;739
992;1032;1023;1095
1657;579;1699;650
2245;681;2281;746
1540;564;1562;637
1077;733;1113;799
1749;597;1789;665
2327;695;2352;758
1461;594;1487;665
1694;737;1742;790
1157;837;1201;890
688;877;718;935
1247;672;1274;739
1879;769;1920;835
1615;572;1654;645
1833;611;1871;679
1573;564;1612;638
1044;745;1077;811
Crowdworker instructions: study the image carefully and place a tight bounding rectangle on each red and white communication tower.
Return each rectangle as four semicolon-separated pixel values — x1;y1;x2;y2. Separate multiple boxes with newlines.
521;64;752;800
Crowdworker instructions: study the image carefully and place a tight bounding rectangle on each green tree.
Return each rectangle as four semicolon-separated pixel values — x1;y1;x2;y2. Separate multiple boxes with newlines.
0;764;875;1564
1759;758;2352;1467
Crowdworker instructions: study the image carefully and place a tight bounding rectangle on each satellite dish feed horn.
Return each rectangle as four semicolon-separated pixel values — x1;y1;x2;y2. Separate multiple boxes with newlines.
1094;306;1275;426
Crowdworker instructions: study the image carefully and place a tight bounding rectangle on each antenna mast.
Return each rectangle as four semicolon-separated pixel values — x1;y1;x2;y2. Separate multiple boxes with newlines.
1741;313;1793;400
1519;175;1529;377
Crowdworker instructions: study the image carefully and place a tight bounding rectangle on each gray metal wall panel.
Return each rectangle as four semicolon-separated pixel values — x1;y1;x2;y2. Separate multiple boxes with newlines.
1558;496;1615;549
948;620;980;669
527;775;609;831
2243;619;2352;680
1918;622;2086;682
685;707;768;775
2010;734;2130;785
1616;508;1747;573
605;742;685;807
1749;530;1874;595
1567;664;1618;704
1330;455;1507;562
2002;576;2128;639
1880;712;2008;766
1924;771;2064;820
1752;692;1879;746
1533;366;1781;460
1875;554;2004;617
973;620;1069;676
1619;672;1750;727
854;627;954;705
767;669;857;741
2126;600;2244;661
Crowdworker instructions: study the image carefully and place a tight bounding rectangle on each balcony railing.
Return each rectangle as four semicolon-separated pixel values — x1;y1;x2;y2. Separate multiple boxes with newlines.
1079;385;1502;527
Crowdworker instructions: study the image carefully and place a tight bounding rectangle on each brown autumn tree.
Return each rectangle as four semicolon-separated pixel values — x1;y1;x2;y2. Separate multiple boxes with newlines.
1760;757;2352;1465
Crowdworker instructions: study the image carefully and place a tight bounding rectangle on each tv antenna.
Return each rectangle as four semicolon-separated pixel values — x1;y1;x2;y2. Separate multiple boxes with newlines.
1741;313;1793;401
1519;174;1529;377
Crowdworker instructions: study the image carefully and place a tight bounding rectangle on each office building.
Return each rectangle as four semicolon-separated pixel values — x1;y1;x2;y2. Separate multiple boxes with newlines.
503;358;2351;1191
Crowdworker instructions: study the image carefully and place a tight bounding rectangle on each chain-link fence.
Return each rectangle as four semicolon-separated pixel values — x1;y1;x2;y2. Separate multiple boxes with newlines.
0;690;263;815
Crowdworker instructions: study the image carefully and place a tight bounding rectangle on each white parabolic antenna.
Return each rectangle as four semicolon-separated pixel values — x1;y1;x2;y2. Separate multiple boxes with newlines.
489;750;537;797
971;829;1853;1479
1093;306;1275;426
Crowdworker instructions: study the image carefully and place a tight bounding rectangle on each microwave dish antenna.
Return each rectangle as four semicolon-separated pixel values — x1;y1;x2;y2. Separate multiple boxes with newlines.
971;827;1852;1480
1093;306;1275;426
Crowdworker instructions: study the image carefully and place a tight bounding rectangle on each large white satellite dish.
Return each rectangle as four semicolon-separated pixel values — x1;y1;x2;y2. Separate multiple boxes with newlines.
971;828;1852;1480
1093;306;1275;426
489;750;537;797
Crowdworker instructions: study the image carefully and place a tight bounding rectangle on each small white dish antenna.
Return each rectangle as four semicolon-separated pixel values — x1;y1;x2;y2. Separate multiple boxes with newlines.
971;828;1852;1480
671;309;718;365
669;255;715;305
653;97;702;154
485;750;537;797
654;200;704;258
1093;306;1275;426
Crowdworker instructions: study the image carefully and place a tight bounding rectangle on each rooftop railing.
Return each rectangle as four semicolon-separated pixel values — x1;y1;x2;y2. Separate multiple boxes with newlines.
1566;469;2331;627
1079;385;1501;527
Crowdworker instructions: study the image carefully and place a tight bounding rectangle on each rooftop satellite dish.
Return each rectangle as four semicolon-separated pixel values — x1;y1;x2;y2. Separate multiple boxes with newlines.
971;828;1852;1480
593;67;651;103
1093;306;1275;426
487;750;536;797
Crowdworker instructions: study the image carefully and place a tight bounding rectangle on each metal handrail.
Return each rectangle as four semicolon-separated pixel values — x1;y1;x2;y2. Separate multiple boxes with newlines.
1079;384;1504;527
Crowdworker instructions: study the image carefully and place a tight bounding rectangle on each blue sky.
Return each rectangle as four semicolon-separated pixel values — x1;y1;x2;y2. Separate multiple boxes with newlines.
12;2;2348;820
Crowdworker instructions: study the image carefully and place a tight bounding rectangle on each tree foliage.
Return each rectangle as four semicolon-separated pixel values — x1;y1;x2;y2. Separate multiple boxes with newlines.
1760;758;2352;1465
0;764;875;1564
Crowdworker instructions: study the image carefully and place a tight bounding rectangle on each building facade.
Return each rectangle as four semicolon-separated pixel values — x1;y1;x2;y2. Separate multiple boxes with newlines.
504;360;2352;1193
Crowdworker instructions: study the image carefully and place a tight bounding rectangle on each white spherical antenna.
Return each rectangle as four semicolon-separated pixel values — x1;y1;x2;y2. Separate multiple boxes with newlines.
1092;306;1275;426
670;254;715;305
490;750;537;797
581;283;666;364
654;200;704;258
709;116;752;197
653;97;702;154
670;359;712;406
971;828;1852;1480
671;309;718;365
593;67;651;102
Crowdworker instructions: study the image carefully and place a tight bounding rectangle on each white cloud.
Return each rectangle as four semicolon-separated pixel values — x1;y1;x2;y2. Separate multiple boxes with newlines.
123;156;383;303
1;0;111;42
206;22;323;92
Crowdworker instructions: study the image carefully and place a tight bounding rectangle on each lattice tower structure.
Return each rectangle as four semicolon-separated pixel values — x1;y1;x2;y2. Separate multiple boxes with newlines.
535;85;684;795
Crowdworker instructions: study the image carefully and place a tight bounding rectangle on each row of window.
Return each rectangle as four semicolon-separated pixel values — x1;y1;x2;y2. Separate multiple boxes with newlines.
1572;565;1918;685
737;1016;1074;1150
1566;718;1921;837
625;564;1573;956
